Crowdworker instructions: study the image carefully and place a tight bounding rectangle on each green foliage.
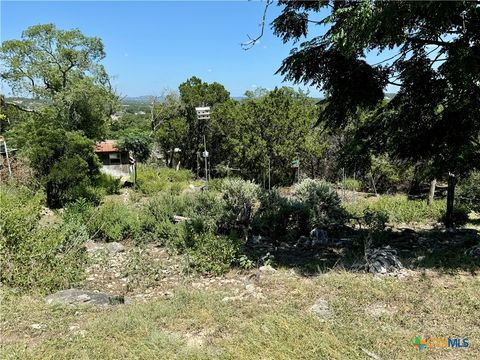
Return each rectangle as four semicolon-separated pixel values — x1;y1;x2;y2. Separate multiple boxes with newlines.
63;198;95;225
0;186;87;291
369;155;413;193
88;199;141;242
1;23;117;140
292;179;346;228
211;87;319;185
345;195;446;224
134;164;193;195
117;130;151;162
26;128;101;208
457;171;480;213
186;232;239;275
362;209;389;250
221;178;260;229
341;178;362;192
252;189;307;243
95;173;121;195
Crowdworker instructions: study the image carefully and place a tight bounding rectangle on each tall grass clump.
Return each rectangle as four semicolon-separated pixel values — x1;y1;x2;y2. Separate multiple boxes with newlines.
88;199;141;242
345;195;446;224
134;164;193;195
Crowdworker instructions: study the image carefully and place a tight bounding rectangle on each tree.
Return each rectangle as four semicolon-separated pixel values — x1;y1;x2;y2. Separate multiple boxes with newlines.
265;1;480;226
153;92;188;167
1;23;117;140
179;77;230;170
117;130;151;163
26;128;101;208
211;87;320;186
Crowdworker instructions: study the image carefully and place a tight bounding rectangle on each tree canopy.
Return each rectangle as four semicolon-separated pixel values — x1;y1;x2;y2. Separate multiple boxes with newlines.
1;23;117;139
269;0;479;178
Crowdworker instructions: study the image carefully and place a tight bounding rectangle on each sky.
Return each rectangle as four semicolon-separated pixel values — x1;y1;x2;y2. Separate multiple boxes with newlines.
1;1;395;98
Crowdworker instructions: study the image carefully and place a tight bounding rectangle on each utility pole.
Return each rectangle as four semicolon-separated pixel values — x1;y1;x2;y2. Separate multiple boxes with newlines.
203;135;209;183
195;106;211;188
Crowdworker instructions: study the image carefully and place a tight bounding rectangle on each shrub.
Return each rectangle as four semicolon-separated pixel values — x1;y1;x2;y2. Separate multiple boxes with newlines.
95;173;121;195
153;220;187;252
362;209;389;251
135;164;193;195
339;178;362;192
252;189;308;243
345;195;445;224
190;191;226;225
221;178;260;230
293;178;346;229
186;232;240;275
88;199;141;242
457;171;480;213
140;193;192;237
63;198;95;225
0;186;87;291
26;128;101;208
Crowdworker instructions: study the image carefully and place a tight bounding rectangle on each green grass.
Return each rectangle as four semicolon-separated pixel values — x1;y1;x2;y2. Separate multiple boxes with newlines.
345;194;446;224
134;164;193;195
2;270;479;359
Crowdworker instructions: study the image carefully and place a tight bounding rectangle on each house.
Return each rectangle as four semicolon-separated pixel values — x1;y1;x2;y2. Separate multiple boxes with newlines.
95;140;134;178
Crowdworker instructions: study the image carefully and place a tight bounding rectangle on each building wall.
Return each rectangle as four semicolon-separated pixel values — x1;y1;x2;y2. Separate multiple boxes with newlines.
101;164;132;178
96;151;132;178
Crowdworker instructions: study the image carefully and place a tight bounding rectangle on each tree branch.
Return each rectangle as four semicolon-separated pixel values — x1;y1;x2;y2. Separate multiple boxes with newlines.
241;0;273;50
406;37;452;48
5;102;40;114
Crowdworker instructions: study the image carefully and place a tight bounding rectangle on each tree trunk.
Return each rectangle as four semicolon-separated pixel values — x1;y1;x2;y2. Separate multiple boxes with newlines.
428;178;436;205
445;173;456;228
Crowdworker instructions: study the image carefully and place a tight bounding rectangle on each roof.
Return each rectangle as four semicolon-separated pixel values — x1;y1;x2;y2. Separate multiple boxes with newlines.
95;140;119;153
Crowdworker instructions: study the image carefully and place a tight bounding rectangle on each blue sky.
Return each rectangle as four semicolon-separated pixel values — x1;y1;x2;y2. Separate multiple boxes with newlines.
1;1;394;97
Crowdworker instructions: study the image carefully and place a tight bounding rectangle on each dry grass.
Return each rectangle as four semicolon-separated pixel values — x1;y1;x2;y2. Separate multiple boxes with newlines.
1;269;479;359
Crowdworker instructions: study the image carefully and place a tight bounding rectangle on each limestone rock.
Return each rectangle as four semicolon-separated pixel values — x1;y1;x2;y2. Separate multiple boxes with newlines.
309;299;332;320
45;289;125;306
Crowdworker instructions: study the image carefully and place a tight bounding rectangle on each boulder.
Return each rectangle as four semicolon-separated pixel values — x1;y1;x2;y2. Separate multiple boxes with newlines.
107;242;125;253
309;299;332;320
45;289;125;306
366;246;403;274
310;228;329;245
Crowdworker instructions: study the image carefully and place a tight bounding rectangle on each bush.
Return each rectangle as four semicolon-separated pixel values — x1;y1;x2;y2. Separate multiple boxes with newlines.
95;173;121;195
221;178;260;230
252;189;308;243
457;171;480;213
345;195;445;224
339;178;362;192
135;164;193;195
26;128;101;208
88;199;141;242
292;179;346;229
186;232;240;275
0;186;87;291
362;209;389;250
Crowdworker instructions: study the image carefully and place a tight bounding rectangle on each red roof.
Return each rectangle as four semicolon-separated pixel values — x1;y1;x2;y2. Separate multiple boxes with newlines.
95;140;119;153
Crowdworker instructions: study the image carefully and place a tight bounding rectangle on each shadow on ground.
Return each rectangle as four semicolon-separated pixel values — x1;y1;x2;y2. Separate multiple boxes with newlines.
243;225;480;276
